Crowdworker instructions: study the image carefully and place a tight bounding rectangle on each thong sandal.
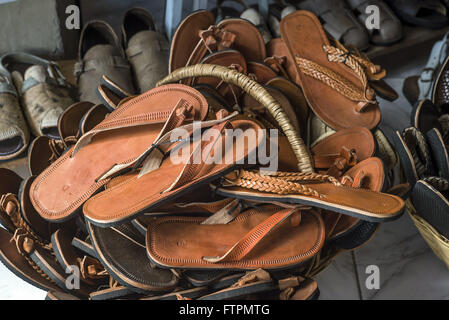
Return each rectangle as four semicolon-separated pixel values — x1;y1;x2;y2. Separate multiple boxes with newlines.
280;11;381;130
83;114;263;227
86;221;179;294
213;166;404;222
146;204;325;270
30;84;209;223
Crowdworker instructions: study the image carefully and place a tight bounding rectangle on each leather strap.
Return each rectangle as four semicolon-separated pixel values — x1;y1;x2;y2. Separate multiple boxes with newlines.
71;99;193;158
74;56;130;79
203;207;301;263
97;111;238;181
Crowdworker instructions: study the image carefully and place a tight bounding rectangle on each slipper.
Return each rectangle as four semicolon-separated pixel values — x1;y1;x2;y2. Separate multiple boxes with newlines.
426;128;449;179
184;18;266;71
169;10;215;73
19;176;76;243
403;32;449;105
87;221;179;294
0;53;75;139
392;127;434;186
146;205;325;270
280;11;381;130
311;127;375;175
51;229;108;287
83;116;263;227
411;178;449;238
266;38;299;83
199;269;314;300
0;227;59;293
75;20;135;104
327;157;385;249
122;8;169;93
30;84;209;223
27;102;105;176
213;168;404;222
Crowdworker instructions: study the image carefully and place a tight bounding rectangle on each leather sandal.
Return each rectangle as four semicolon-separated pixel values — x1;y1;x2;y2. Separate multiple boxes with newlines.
0;53;75;139
51;229;109;288
411;178;449;239
75;20;135;104
0;71;29;161
83;115;263;227
426;128;449;179
393;127;435;186
280;11;381;130
199;269;316;300
146;204;325;270
0;227;60;293
30;84;209;223
213;165;405;222
86;221;179;294
122;8;169;93
266;38;299;83
169;10;215;73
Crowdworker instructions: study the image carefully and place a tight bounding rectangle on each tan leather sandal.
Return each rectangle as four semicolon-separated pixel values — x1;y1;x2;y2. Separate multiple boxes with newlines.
146;204;325;270
30;84;209;223
280;11;381;130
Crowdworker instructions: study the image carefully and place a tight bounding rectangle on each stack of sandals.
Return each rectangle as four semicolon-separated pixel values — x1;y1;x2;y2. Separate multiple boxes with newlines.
0;10;407;300
395;99;449;267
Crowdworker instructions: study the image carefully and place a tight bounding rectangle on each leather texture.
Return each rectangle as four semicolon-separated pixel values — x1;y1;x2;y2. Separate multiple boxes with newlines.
280;11;381;130
30;84;209;222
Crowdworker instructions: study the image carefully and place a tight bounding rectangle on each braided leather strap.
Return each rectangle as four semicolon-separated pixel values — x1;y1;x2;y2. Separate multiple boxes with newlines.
225;169;340;198
295;45;376;108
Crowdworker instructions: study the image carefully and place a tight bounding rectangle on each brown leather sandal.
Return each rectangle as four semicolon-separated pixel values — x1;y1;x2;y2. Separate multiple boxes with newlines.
83;115;263;227
146;205;325;270
30;85;209;223
212;168;404;222
280;11;381;130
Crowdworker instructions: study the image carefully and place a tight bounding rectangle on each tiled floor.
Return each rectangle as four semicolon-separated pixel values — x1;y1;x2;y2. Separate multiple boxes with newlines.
2;1;449;300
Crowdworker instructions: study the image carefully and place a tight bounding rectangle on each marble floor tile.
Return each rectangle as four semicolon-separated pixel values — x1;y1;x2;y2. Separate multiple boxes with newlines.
354;213;449;300
315;252;361;300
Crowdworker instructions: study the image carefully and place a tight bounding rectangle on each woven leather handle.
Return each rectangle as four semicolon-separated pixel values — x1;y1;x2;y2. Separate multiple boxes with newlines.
156;64;314;173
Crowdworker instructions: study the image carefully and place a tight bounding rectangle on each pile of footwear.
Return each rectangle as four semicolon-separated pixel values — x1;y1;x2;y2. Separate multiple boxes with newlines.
0;9;408;300
395;32;449;267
